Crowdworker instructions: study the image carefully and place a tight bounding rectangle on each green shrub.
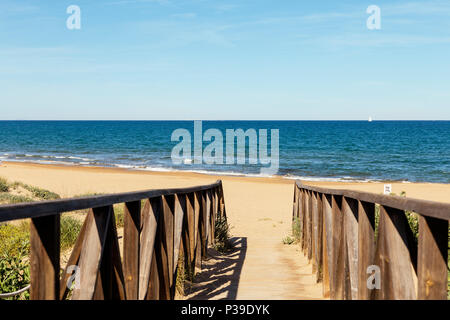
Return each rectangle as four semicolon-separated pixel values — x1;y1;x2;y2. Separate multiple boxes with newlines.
282;236;295;245
175;252;194;296
73;192;105;198
292;217;302;242
113;205;124;228
60;216;82;251
405;211;419;243
0;193;34;204
0;223;30;300
0;180;60;203
374;204;380;241
21;184;60;200
214;214;232;253
0;254;30;300
0;177;9;193
0;223;30;258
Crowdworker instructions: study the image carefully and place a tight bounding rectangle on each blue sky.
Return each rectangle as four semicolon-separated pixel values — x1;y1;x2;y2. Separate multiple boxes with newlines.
0;0;449;120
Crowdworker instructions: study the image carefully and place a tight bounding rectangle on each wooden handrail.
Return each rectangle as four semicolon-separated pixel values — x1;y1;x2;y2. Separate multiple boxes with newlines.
0;181;222;223
1;180;227;300
293;180;449;300
296;181;450;220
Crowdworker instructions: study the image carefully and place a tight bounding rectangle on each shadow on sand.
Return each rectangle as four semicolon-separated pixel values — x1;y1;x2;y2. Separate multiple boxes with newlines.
185;237;247;300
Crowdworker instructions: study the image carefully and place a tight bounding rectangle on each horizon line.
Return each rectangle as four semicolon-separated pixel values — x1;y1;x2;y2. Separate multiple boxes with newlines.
1;119;450;122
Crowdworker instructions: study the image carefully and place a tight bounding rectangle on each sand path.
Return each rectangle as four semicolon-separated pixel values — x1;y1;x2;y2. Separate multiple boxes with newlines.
184;179;323;300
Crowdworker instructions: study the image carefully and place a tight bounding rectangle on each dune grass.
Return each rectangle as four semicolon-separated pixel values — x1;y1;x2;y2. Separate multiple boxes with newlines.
0;178;9;193
213;214;232;253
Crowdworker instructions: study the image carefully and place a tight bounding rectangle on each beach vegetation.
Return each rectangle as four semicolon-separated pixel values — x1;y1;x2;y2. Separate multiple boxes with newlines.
283;217;302;245
175;252;195;297
0;252;30;300
23;185;60;201
0;178;60;205
73;192;105;198
60;215;82;251
0;221;30;300
0;177;9;193
113;204;124;228
292;217;302;242
0;221;30;258
0;193;34;204
282;236;295;245
214;214;232;253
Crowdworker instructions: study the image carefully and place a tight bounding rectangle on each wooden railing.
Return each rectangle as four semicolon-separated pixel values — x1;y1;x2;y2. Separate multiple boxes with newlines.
293;181;449;300
0;180;226;300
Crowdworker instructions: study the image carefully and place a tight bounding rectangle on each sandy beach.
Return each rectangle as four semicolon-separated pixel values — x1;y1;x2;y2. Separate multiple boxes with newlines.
1;161;449;299
1;161;449;203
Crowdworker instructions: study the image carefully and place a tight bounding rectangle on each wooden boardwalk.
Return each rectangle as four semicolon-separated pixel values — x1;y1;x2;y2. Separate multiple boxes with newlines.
183;180;323;300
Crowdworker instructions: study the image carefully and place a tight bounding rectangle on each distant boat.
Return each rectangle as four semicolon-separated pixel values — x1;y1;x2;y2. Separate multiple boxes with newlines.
368;116;373;122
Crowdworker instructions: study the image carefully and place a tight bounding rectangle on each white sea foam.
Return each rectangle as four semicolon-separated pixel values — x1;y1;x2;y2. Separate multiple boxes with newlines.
3;157;412;183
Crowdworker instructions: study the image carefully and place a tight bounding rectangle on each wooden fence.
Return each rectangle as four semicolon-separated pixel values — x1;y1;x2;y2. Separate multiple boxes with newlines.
292;181;449;300
0;180;226;300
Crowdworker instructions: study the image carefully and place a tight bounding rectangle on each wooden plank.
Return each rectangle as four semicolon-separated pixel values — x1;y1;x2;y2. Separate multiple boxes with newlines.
206;190;212;246
138;198;159;300
212;189;218;244
311;192;318;273
186;193;195;265
292;184;298;220
307;191;313;261
201;191;208;258
60;212;91;300
417;216;448;299
72;206;112;300
30;214;60;300
332;195;345;300
123;200;141;300
154;196;171;300
173;194;185;277
322;203;330;298
181;209;191;282
299;189;305;249
357;201;375;300
194;229;202;273
374;205;418;300
219;183;227;219
193;192;201;269
342;197;359;300
315;192;323;281
146;250;159;300
302;190;309;253
106;209;126;300
322;194;333;295
162;195;175;290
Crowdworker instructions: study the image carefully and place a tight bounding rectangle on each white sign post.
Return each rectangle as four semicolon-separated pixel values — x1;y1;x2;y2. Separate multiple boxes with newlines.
384;184;392;195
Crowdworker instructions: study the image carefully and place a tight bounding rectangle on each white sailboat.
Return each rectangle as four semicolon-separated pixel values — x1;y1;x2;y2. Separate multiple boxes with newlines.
368;116;373;122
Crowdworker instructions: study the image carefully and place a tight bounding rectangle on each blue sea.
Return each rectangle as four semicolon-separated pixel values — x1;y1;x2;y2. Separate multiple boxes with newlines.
0;121;449;183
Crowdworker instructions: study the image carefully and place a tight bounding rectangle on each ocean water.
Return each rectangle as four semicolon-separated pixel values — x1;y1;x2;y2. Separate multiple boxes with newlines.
0;121;449;183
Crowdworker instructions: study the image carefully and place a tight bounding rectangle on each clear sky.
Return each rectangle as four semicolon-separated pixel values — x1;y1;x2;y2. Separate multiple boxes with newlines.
1;0;449;120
